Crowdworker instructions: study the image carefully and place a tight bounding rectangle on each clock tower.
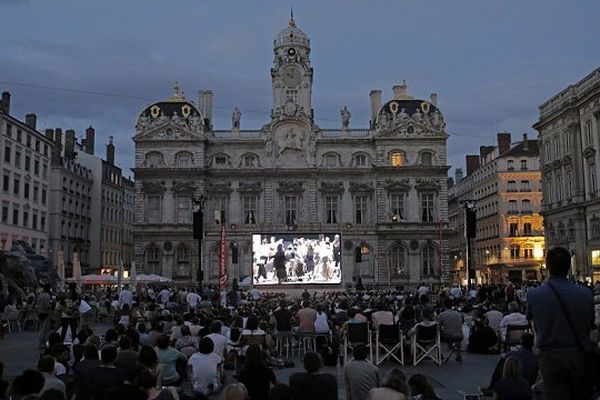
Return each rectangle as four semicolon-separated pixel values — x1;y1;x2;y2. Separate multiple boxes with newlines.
271;16;313;122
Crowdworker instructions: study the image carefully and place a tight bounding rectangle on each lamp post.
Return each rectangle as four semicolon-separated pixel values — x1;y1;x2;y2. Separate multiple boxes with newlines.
192;192;206;292
463;200;476;290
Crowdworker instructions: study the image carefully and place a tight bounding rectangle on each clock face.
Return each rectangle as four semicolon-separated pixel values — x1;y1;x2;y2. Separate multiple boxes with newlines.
282;66;301;87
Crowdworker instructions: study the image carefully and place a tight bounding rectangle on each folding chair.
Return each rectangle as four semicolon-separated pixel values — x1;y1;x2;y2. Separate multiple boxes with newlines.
5;310;22;333
411;323;441;365
275;331;295;359
503;324;529;352
343;322;372;363
375;324;403;365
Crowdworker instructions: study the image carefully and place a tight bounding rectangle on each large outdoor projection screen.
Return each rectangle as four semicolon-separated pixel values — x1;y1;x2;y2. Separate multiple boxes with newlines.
252;233;342;285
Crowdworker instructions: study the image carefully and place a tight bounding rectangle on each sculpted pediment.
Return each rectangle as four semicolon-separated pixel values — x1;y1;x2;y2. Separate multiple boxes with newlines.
349;182;375;193
415;178;441;191
142;181;166;193
381;179;411;192
172;181;196;193
207;182;233;194
319;181;344;194
238;181;263;193
133;124;201;142
277;181;304;193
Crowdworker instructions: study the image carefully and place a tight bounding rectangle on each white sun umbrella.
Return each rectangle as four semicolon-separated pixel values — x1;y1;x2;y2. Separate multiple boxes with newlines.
57;249;65;292
72;251;81;291
130;261;137;291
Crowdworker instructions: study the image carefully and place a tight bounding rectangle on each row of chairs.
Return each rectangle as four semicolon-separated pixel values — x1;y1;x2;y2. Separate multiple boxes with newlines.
0;310;41;334
344;321;442;366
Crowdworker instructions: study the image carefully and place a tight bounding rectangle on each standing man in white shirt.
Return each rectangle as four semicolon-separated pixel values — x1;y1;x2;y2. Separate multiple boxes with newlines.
186;289;201;312
158;287;171;305
118;284;133;310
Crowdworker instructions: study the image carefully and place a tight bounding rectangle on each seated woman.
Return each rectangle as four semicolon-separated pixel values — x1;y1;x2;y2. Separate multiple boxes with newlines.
467;315;499;354
155;334;187;387
238;344;276;400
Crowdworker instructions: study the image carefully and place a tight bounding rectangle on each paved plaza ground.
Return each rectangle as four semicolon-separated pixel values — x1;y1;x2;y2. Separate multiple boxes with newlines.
0;324;499;399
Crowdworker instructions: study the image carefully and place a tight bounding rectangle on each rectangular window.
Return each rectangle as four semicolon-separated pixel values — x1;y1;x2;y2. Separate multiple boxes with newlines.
592;250;600;266
26;135;31;148
35;140;40;152
523;223;532;235
1;205;8;223
33;185;39;202
15;151;21;168
564;132;571;152
553;137;560;159
12;209;18;225
420;193;435;222
556;175;563;201
566;171;573;198
509;222;518;237
520;180;530;192
2;174;8;192
16;129;21;141
41;188;47;205
507;160;514;171
147;195;161;223
24;182;30;199
175;196;191;224
354;195;368;224
508;200;518;213
213;197;227;224
40;214;46;231
520;160;528;170
510;245;520;259
32;212;38;230
6;123;12;137
523;248;533;259
4;146;10;163
13;178;19;195
390;193;405;221
507;181;517;192
325;195;338;224
42;163;48;179
43;145;48;156
285;89;298;102
25;155;31;171
284;196;297;226
243;196;257;225
34;160;39;175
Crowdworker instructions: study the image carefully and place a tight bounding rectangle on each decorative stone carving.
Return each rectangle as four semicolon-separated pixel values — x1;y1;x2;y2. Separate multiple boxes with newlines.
238;181;262;193
382;179;411;192
207;182;233;193
172;181;196;193
319;181;344;194
415;178;441;191
136;113;150;133
277;181;304;193
142;181;166;193
277;125;304;156
349;182;375;193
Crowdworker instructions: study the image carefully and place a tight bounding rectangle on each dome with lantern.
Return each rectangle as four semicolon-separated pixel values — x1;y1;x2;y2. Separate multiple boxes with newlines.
376;82;445;132
136;82;204;132
274;15;310;50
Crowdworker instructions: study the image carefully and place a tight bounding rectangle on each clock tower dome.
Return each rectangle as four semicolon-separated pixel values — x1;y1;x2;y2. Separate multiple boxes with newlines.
271;16;313;122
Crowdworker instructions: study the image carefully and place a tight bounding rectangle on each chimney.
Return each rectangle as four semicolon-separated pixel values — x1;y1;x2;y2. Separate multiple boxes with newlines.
0;92;10;114
198;90;213;127
45;128;54;141
480;145;495;159
392;81;408;100
455;168;464;182
369;90;382;128
106;136;115;165
64;129;75;160
25;113;37;130
497;132;511;154
522;133;529;150
430;93;438;106
85;126;95;155
466;154;480;176
52;128;63;165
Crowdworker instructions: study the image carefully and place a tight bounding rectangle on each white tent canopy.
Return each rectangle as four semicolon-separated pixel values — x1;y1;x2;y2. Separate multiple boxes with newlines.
67;274;117;285
134;274;172;283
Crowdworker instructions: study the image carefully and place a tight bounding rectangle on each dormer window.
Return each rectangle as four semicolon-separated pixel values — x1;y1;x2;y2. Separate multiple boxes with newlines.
420;152;433;166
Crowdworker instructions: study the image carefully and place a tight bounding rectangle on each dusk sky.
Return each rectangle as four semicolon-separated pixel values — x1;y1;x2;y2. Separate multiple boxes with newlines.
2;0;599;176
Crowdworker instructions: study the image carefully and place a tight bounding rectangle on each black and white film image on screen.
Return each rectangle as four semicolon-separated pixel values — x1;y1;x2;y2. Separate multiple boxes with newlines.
252;233;342;285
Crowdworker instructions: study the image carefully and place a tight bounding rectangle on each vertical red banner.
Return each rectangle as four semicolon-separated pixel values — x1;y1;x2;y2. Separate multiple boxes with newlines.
219;225;228;290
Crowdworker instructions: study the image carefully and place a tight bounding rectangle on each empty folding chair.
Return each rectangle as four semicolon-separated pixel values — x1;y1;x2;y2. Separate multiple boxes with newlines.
411;323;441;365
375;324;403;365
343;322;372;363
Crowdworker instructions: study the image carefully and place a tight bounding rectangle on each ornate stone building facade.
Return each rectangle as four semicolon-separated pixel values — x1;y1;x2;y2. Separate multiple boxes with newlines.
133;19;450;287
534;66;600;282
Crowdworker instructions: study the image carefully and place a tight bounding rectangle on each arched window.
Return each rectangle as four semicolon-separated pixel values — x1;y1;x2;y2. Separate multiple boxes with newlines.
242;154;258;168
521;199;531;213
174;151;193;168
175;245;191;278
144;152;164;168
353;153;368;167
421;244;438;277
214;154;229;167
420;152;433;166
389;243;407;277
145;244;161;275
358;244;373;277
323;153;340;167
390;151;406;167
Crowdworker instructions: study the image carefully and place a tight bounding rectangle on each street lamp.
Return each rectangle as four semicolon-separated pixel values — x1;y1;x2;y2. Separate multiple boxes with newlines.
192;192;206;291
463;200;476;290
